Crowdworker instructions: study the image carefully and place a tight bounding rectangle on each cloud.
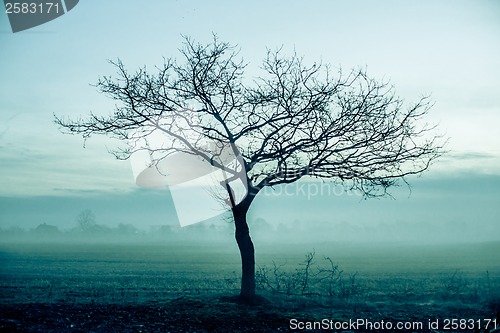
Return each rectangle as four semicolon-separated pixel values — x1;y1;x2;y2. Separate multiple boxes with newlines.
429;150;500;177
0;112;24;140
0;114;134;197
447;152;497;160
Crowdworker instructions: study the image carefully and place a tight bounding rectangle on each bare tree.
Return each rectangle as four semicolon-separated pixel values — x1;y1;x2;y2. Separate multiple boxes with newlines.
54;36;444;301
76;209;96;231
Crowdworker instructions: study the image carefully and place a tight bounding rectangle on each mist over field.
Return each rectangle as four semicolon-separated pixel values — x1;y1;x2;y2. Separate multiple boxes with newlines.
2;173;499;245
2;167;500;331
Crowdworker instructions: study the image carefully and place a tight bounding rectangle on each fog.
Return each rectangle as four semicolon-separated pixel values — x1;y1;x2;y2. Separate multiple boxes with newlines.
1;173;499;246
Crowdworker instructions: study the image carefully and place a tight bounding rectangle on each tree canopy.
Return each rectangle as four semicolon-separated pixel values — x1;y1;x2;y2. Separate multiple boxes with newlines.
55;37;443;200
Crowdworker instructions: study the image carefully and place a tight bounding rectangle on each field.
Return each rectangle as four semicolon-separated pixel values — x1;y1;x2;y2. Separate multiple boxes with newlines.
1;240;499;332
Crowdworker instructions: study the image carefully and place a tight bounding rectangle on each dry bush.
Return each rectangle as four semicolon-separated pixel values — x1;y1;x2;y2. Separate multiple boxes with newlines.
255;251;363;302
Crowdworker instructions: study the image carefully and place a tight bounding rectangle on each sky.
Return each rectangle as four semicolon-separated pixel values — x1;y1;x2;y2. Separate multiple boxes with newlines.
0;1;499;242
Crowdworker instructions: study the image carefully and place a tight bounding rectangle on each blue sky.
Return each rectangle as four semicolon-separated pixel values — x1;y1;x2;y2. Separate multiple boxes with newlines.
0;1;499;240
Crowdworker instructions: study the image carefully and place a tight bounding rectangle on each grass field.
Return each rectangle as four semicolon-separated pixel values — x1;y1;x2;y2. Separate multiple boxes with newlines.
1;240;499;332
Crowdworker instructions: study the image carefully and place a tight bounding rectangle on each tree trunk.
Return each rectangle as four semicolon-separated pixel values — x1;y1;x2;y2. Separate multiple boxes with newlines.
232;203;255;301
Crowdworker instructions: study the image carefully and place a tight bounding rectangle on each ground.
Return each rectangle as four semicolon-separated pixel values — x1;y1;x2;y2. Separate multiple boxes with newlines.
0;241;499;332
